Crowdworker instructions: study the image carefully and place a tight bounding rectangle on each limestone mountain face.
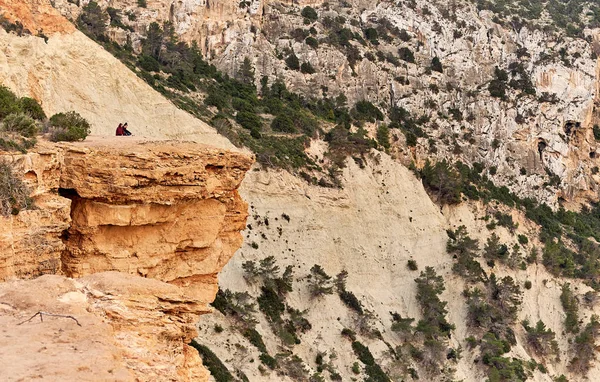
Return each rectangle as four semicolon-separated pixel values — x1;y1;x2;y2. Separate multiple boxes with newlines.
0;138;253;380
59;0;600;205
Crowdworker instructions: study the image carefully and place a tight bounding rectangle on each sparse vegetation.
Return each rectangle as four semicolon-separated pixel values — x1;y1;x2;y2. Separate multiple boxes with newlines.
447;226;485;282
414;267;454;365
48;112;91;142
522;319;559;357
308;264;334;298
570;315;600;374
561;283;580;334
0;160;34;216
189;340;235;382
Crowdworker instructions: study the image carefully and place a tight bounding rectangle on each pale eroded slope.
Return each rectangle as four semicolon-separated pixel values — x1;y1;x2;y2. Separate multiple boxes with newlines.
199;152;600;381
0;27;234;149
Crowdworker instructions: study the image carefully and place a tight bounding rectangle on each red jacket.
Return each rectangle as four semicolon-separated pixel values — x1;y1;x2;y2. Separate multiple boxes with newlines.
116;126;124;136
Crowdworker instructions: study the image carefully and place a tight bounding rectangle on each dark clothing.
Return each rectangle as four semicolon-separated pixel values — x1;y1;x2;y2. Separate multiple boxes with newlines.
123;127;132;136
116;126;124;136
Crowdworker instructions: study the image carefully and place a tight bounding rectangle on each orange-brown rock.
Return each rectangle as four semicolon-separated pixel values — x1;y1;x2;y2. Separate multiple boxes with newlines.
0;272;213;381
59;138;253;304
0;138;253;381
0;146;70;281
0;0;74;34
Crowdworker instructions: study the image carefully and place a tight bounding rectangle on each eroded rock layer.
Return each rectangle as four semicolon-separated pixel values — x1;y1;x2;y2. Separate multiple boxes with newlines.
0;138;253;381
59;139;252;306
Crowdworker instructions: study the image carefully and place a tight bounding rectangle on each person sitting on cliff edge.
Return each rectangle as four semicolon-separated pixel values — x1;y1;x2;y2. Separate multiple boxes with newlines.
122;122;132;136
116;123;124;136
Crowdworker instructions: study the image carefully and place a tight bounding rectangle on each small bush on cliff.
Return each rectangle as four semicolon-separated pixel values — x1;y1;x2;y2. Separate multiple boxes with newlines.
0;159;34;216
308;264;334;298
2;113;38;137
414;267;455;341
0;86;20;120
189;340;235;382
301;6;318;22
561;283;580;334
48;111;91;142
570;315;600;375
18;97;46;121
522;319;559;357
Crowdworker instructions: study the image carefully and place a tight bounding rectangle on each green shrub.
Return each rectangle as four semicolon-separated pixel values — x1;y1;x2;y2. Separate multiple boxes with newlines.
398;47;415;63
518;234;529;245
259;353;278;369
339;290;363;314
447;226;485;282
2;113;38;137
285;54;300;70
18;97;46;120
138;55;160;72
0;86;19;119
308;264;334;298
305;36;318;48
0;160;34;216
561;283;580;334
407;259;418;271
189;340;234;382
300;62;316;74
522;319;559;356
351;341;390;382
431;56;443;73
419;160;464;205
235;111;262;131
242;328;267;353
415;267;454;340
257;286;285;323
77;1;108;40
570;315;600;374
48;111;90;142
376;124;390;150
301;6;318;21
594;125;600;141
390;312;414;333
271;114;296;133
352;100;384;122
524;280;532;289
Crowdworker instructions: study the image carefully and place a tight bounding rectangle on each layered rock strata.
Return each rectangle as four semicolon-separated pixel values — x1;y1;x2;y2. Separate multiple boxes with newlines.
0;138;253;380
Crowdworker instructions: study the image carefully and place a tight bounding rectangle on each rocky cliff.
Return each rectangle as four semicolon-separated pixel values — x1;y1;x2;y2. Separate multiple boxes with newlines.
0;138;253;381
5;0;600;381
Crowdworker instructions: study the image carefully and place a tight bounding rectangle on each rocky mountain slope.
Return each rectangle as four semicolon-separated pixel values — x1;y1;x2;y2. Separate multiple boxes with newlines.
3;0;600;381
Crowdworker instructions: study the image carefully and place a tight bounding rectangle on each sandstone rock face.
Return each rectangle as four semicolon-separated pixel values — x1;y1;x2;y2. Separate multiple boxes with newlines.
59;138;252;304
0;272;212;381
0;138;253;381
0;146;70;281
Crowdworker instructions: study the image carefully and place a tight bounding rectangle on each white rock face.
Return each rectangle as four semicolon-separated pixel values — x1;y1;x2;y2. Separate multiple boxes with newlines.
199;153;600;381
0;29;234;149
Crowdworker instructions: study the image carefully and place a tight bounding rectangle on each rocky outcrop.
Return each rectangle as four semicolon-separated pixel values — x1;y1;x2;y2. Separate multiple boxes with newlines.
59;138;252;304
0;138;253;381
0;146;70;281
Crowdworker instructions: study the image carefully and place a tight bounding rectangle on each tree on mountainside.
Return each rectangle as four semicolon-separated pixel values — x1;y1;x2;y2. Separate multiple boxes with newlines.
239;57;255;84
142;22;164;60
77;1;108;40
